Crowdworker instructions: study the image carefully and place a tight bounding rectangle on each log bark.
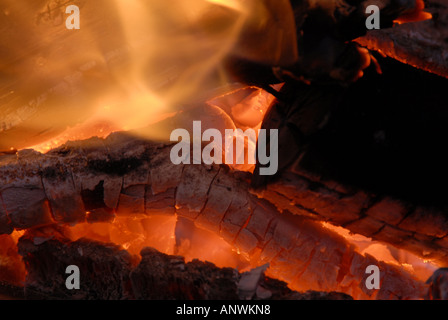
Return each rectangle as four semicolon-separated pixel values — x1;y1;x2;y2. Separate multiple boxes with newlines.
0;133;428;299
356;0;448;78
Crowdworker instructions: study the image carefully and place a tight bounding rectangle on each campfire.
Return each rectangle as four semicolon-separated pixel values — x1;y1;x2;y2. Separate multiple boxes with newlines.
1;0;448;300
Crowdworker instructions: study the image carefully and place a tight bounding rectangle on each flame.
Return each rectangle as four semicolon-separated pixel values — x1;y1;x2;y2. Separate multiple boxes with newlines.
30;82;278;177
1;0;296;151
92;0;294;144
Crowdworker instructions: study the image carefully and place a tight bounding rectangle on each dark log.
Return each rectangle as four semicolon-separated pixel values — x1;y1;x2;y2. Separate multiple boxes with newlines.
0;282;24;300
16;231;352;300
18;235;135;300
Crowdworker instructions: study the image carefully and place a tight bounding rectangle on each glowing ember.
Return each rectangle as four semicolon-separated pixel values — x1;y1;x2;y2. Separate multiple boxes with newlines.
0;231;26;286
66;215;249;270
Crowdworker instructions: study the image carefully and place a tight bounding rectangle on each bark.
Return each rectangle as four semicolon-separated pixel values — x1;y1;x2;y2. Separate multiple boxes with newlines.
356;0;448;78
0;133;428;299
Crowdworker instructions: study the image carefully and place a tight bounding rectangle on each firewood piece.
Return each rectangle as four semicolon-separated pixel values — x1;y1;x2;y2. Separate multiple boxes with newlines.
398;207;448;238
175;165;220;220
257;167;448;265
149;145;184;195
1;153;53;229
145;188;176;216
0;282;25;300
41;156;86;224
426;268;448;300
345;216;385;237
356;0;448;78
1;188;53;230
194;167;238;233
17;232;352;300
219;188;253;244
117;185;146;216
130;247;239;300
0;207;13;235
18;235;135;300
365;198;410;226
263;172;370;225
252;51;448;264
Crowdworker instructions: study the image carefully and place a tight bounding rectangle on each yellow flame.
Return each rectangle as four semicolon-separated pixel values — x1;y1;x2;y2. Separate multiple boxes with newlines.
1;0;298;150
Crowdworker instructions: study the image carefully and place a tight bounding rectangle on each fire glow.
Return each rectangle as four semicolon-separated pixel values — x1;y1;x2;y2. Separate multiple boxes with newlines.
0;0;441;300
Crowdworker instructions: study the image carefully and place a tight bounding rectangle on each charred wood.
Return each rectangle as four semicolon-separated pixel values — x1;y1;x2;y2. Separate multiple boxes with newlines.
16;232;352;300
0;133;429;299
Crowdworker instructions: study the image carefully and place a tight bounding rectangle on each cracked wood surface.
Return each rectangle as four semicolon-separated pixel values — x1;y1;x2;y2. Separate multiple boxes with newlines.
0;133;429;299
257;162;448;265
16;236;353;300
356;0;448;78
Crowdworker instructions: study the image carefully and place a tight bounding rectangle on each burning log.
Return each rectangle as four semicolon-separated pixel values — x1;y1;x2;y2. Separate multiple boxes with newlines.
256;168;448;264
15;231;353;300
356;0;448;78
251;56;448;266
0;0;445;301
0;133;430;299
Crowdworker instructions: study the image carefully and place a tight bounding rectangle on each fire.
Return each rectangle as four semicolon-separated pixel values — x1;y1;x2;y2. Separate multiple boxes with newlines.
31;82;279;177
0;0;442;299
0;230;26;286
10;0;431;153
2;0;297;151
66;215;249;270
